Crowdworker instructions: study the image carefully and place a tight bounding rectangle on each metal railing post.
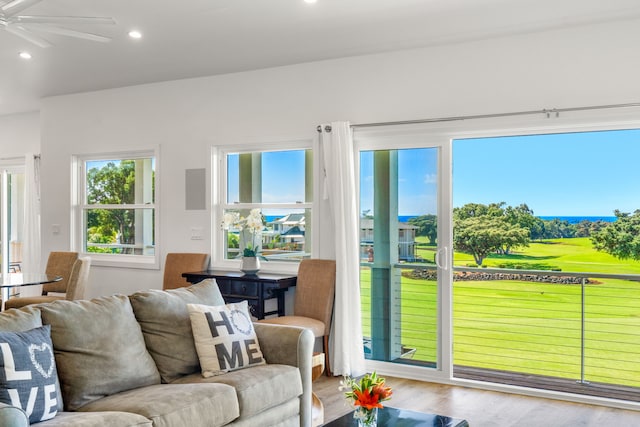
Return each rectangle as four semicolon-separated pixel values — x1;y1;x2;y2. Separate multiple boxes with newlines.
578;277;590;385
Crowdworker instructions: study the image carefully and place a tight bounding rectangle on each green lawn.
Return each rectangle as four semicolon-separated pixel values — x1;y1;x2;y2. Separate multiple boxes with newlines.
417;236;640;274
362;237;640;388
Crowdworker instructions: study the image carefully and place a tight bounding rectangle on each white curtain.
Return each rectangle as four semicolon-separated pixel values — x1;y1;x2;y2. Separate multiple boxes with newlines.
318;121;365;376
20;154;42;297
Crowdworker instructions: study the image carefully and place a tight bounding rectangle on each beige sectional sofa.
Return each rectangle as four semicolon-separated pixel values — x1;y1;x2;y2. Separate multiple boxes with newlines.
0;280;313;427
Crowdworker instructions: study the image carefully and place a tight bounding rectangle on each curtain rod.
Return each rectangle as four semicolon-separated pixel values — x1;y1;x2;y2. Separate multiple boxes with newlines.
0;154;40;161
317;102;640;132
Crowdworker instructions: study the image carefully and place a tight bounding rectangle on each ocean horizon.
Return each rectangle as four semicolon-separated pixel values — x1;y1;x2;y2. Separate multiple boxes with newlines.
398;215;617;223
264;215;618;223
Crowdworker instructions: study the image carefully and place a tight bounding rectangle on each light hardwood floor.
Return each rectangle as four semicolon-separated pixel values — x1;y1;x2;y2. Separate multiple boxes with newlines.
313;375;640;426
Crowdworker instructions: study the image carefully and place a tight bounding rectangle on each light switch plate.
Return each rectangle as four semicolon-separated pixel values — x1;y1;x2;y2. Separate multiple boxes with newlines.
190;227;204;240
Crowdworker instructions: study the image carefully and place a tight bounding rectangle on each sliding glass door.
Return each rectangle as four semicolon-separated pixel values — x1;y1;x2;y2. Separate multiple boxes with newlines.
353;116;640;403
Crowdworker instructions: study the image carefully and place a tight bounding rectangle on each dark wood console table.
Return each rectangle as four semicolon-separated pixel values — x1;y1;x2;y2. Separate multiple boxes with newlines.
181;270;297;319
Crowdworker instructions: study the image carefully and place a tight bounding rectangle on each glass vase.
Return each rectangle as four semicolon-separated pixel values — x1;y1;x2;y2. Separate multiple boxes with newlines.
353;406;378;427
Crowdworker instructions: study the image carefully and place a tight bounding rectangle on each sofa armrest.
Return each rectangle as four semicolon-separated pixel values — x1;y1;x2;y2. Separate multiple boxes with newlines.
254;323;314;427
0;402;29;427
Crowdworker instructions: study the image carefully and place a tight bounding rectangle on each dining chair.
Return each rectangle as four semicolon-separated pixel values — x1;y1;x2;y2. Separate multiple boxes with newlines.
257;258;336;376
4;255;91;309
162;253;210;290
63;257;92;300
41;251;79;294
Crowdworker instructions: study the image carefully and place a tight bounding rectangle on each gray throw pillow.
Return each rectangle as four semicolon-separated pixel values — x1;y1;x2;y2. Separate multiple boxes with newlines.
0;325;59;424
129;279;226;383
39;295;160;411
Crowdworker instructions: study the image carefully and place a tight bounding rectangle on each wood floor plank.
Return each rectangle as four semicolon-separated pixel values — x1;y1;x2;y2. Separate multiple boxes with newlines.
313;375;640;426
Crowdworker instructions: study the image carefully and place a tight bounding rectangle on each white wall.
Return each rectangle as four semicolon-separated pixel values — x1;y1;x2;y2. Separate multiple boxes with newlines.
36;19;640;297
0;111;40;156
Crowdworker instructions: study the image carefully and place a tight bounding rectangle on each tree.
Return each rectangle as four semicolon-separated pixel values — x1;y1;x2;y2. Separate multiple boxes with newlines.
575;219;608;237
541;218;576;239
591;210;640;260
504;203;545;241
86;161;137;249
454;202;505;220
453;202;530;265
408;214;437;244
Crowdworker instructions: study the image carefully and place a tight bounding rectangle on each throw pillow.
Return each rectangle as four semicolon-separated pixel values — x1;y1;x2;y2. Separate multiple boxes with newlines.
129;278;226;383
0;325;59;424
39;296;160;411
188;301;266;377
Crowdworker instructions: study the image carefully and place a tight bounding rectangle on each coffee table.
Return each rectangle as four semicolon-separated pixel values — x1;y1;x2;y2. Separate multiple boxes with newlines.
324;406;469;426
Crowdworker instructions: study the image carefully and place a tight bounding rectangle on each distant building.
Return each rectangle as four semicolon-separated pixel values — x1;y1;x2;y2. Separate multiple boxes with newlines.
270;213;305;234
267;214;306;248
359;219;418;261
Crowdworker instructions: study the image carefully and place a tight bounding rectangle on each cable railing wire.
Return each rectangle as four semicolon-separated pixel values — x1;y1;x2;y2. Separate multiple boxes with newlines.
363;263;640;396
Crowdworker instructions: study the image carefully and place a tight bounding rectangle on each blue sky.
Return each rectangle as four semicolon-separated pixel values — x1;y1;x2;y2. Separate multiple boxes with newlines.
453;129;640;216
227;150;306;204
360;149;438;216
228;129;640;218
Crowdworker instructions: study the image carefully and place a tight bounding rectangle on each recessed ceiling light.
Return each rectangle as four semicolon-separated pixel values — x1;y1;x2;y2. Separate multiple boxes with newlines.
128;30;142;39
19;52;31;60
304;0;317;3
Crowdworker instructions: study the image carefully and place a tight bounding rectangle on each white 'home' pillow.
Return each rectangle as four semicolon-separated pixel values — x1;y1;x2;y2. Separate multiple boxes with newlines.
188;301;265;377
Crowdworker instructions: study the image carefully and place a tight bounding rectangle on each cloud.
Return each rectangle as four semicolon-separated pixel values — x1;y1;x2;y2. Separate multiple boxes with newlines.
424;173;437;184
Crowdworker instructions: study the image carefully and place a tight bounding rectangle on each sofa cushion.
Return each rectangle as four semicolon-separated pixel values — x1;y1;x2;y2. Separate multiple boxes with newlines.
0;306;42;331
228;398;300;427
129;279;225;383
188;301;266;377
77;383;239;427
0;325;59;424
39;295;160;411
34;411;152;426
171;363;302;420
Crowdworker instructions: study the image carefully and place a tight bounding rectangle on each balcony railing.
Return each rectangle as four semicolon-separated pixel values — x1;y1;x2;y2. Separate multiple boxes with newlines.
360;263;640;401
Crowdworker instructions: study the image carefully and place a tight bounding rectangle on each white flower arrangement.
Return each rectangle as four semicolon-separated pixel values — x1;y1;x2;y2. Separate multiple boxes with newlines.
222;208;266;258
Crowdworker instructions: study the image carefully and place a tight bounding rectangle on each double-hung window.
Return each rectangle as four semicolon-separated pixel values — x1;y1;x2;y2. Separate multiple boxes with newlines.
73;150;157;268
213;141;313;269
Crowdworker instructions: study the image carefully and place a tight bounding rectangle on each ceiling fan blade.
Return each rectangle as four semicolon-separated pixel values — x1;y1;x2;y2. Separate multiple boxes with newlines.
1;0;42;17
4;23;52;47
11;15;116;25
27;23;111;42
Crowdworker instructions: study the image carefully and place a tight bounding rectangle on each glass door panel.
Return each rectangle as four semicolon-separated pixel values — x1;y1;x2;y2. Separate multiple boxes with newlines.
359;146;443;368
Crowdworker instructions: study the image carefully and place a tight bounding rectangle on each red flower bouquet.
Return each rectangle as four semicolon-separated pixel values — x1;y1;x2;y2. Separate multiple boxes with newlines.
341;371;392;426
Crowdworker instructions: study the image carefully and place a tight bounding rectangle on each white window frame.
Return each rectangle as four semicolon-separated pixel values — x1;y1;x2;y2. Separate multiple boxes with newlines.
71;149;159;269
212;139;314;273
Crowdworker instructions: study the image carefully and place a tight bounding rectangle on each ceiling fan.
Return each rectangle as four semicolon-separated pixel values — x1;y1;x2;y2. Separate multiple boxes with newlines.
0;0;115;48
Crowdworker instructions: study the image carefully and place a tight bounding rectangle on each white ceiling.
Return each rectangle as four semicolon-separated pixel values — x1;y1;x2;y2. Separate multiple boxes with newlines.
2;0;640;117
